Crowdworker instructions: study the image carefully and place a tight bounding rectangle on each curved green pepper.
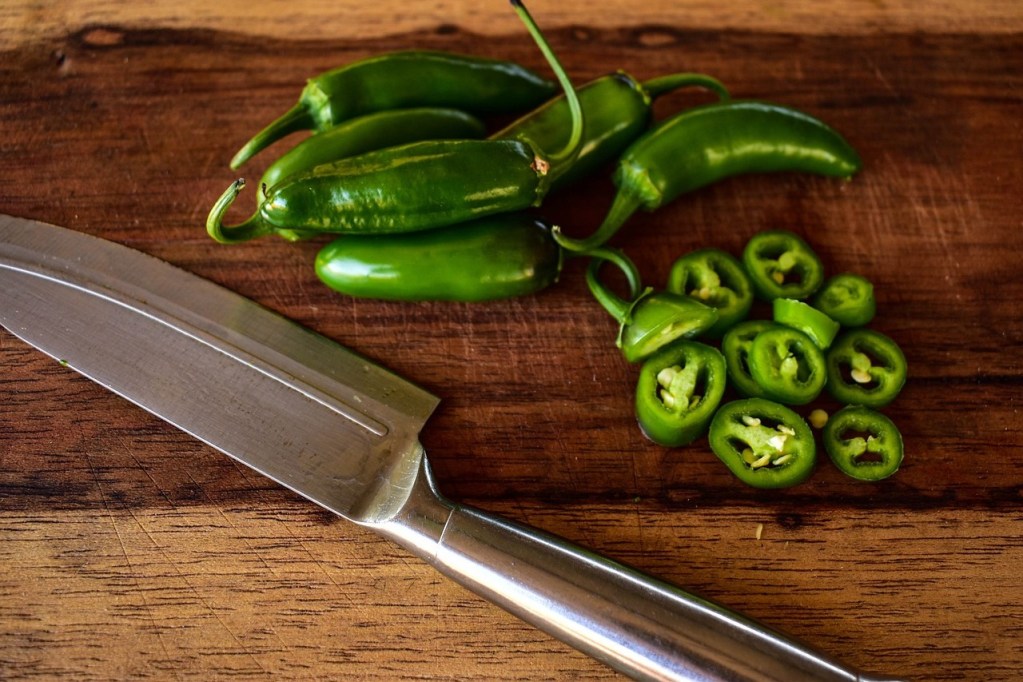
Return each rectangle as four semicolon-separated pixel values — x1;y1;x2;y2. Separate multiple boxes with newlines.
748;325;827;405
230;51;557;169
708;398;816;489
742;230;825;301
207;1;583;244
586;254;718;364
826;329;907;407
813;273;876;327
635;340;727;447
554;100;861;252
823;405;904;481
667;248;753;338
773;298;840;349
492;71;729;190
314;213;563;302
721;319;775;398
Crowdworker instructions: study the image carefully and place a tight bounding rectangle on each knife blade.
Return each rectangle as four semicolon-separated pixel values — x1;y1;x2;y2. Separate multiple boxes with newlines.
0;214;899;682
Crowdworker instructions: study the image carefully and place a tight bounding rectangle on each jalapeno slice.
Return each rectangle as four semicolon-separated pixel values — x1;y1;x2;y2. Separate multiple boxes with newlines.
667;248;753;338
708;398;816;488
721;320;774;398
826;329;907;407
742;230;824;301
748;326;827;405
823;405;904;481
773;298;840;349
635;341;727;447
812;273;876;327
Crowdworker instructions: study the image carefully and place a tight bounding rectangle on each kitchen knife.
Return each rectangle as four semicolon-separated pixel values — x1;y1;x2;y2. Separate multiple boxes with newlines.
0;214;900;682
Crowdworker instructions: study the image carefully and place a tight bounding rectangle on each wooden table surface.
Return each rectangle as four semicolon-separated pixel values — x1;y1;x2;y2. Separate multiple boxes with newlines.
2;1;1021;680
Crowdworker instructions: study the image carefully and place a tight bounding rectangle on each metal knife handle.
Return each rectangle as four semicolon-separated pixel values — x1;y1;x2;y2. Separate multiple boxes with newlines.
376;456;902;682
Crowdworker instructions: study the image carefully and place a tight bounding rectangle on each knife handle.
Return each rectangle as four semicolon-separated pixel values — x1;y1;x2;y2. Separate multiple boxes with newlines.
376;456;901;682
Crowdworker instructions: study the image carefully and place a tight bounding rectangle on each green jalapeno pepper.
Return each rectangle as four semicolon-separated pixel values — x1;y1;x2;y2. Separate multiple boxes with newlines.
208;1;583;244
748;325;827;405
742;230;825;301
812;273;876;327
492;71;728;190
586;254;718;363
667;248;753;338
826;329;907;407
708;398;816;489
721;319;775;398
635;340;727;447
772;298;840;349
554;101;861;252
230;51;557;170
314;213;563;302
823;405;904;481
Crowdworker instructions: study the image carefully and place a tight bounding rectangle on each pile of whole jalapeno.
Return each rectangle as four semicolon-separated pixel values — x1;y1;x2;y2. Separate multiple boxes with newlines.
206;1;904;488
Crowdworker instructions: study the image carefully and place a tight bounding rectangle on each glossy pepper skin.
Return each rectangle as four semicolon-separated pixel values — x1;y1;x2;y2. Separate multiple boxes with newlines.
773;298;840;349
721;320;774;398
314;214;563;302
230;50;558;169
748;325;828;405
554;101;862;252
708;398;817;489
586;255;718;364
667;248;753;338
826;329;907;407
813;273;876;327
635;341;727;447
823;405;904;481
742;230;825;301
492;71;728;190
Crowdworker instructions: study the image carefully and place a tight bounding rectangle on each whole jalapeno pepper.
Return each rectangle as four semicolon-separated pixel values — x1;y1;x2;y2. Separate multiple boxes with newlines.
708;398;817;489
586;254;718;364
748;325;828;405
667;248;753;338
207;1;584;244
635;340;727;447
823;405;904;481
812;273;876;327
772;298;840;349
826;329;907;407
230;51;557;170
492;71;729;190
720;319;774;398
553;101;861;252
742;230;825;301
314;213;563;302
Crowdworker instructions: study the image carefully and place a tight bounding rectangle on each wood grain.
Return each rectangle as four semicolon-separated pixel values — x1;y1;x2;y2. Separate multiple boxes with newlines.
2;1;1022;680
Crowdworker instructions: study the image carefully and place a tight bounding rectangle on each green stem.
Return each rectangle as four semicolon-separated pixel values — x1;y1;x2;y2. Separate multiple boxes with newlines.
511;0;583;168
205;179;273;244
230;104;315;170
641;72;730;102
584;247;647;323
552;188;644;253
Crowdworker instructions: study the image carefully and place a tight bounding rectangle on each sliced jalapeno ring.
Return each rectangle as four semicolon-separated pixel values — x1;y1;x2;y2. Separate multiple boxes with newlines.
748;325;827;406
823;405;904;481
773;298;840;349
667;248;753;338
708;398;816;489
742;230;824;301
826;329;907;407
635;341;727;447
812;273;876;327
721;320;775;398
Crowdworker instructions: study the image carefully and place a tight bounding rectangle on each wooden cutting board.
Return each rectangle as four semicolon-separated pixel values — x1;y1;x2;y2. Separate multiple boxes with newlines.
2;1;1021;679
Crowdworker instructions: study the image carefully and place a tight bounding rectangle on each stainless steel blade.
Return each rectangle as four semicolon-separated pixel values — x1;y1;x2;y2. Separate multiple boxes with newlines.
0;213;438;523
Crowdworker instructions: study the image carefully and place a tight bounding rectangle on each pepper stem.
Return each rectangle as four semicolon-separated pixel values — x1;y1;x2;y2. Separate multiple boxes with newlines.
641;72;731;102
584;247;648;324
205;179;273;244
230;104;315;170
511;0;583;168
552;188;644;253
